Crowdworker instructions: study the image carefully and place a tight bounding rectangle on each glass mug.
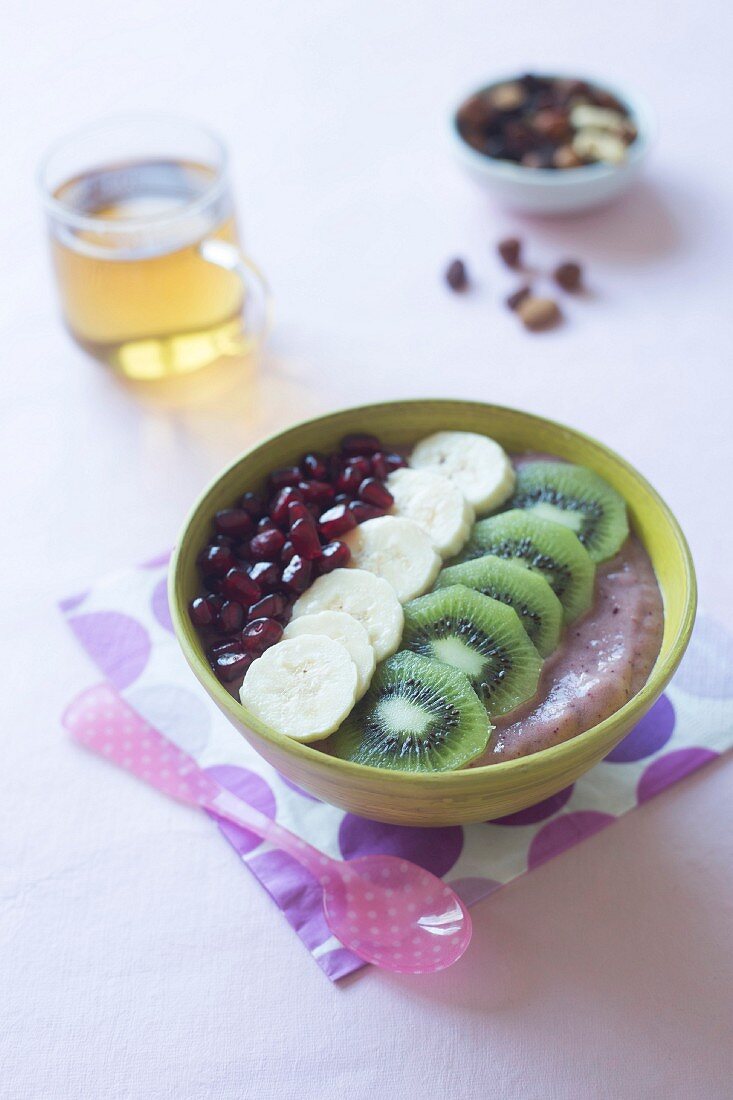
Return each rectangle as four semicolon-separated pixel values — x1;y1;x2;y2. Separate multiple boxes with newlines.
38;114;270;381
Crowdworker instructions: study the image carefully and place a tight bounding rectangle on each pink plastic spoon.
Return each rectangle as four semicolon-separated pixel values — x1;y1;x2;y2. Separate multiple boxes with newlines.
64;685;472;974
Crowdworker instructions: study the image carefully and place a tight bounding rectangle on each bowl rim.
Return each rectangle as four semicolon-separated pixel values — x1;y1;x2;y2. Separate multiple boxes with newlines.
169;398;696;791
449;71;655;187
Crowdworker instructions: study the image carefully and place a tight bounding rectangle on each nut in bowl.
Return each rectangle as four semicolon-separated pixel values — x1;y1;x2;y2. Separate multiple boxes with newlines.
169;400;695;826
451;73;654;214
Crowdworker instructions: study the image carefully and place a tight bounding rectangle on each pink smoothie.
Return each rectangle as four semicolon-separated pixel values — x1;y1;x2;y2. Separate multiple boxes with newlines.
478;534;664;765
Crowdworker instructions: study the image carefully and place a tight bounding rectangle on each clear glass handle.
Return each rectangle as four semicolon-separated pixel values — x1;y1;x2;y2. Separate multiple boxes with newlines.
199;238;272;346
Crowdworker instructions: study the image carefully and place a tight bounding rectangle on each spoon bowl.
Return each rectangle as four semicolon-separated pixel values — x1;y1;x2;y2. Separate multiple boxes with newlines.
322;854;471;973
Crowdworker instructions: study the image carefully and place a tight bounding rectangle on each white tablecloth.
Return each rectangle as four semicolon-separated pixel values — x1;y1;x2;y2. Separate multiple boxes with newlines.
2;1;732;1096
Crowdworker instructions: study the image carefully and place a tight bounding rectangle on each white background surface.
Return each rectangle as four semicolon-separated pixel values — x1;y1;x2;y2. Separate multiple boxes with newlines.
2;2;732;1097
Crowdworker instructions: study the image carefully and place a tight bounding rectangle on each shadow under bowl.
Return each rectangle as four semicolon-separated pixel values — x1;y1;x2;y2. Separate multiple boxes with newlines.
169;399;696;826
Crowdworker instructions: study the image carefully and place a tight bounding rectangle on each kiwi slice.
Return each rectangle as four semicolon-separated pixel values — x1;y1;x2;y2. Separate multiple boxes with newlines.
328;650;490;773
507;461;629;563
454;509;595;622
434;555;563;657
401;584;543;718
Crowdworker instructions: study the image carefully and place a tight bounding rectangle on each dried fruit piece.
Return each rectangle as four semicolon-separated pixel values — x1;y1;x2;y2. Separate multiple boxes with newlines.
445;259;468;291
498;237;522;269
554;261;583;292
506;284;532;311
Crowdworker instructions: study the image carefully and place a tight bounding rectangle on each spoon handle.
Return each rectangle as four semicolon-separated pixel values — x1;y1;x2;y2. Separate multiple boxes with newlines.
65;684;337;880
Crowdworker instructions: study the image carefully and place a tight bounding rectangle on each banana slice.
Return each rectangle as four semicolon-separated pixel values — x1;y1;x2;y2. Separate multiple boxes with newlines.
343;515;441;602
410;430;515;514
291;568;403;661
240;635;357;742
387;467;475;559
283;610;375;699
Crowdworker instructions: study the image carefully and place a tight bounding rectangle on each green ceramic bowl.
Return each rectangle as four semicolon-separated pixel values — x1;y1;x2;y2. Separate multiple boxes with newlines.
169;399;696;826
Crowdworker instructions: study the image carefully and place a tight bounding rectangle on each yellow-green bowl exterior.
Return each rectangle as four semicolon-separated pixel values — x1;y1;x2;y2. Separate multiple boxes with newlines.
169;400;697;826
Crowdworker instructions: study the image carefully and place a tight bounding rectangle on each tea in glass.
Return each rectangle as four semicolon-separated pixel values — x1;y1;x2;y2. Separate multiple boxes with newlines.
40;116;269;381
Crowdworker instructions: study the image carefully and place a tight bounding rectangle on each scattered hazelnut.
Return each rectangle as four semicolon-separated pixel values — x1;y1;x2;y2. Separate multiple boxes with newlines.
445;258;468;291
517;296;562;332
506;285;532;311
554;261;583;292
497;237;522;269
569;104;628;135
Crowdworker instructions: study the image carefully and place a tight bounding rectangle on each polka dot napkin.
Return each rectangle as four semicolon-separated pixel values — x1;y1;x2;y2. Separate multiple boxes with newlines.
60;554;733;981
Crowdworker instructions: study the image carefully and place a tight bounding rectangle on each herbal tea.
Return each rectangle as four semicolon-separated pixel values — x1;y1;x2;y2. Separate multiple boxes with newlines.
50;159;247;380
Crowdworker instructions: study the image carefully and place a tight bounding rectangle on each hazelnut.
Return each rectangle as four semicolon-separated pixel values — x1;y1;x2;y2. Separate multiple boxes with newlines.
553;144;583;169
488;81;526;112
517;296;562;332
569;104;628;135
531;108;571;142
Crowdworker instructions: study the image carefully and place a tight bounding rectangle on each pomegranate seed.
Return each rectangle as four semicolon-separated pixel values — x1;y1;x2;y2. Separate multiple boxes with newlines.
371;451;407;479
219;600;245;633
198;544;236;577
319;503;357;539
239;492;266;519
298;479;335;506
214;508;254;539
301;452;329;480
189;596;216;627
329;454;345;482
249;528;286;560
268;466;302;492
269;486;303;527
214;651;252;682
336;464;364;494
280;539;296;564
207;593;225;612
318;540;351;573
358;478;394;509
212;533;235;547
287;499;311;526
290;517;322;560
333;492;351;505
222;568;261;604
350;456;373;478
281;554;313;594
348;500;385;523
248;593;288;620
242;616;284;653
248;560;280;588
257;516;278;532
341;432;381;456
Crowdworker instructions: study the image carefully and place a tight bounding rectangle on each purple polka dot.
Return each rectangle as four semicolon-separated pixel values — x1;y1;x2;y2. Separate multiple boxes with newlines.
68;611;151;690
140;550;171;569
528;811;616;870
278;773;321;802
491;785;574;826
206;765;276;855
338;815;463;879
448;877;502;906
318;946;365;981
637;747;720;803
151;577;173;633
247;849;330;949
605;694;675;763
673;614;733;698
59;590;89;614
